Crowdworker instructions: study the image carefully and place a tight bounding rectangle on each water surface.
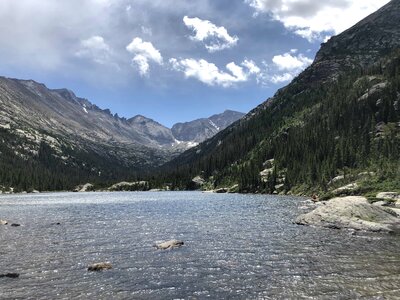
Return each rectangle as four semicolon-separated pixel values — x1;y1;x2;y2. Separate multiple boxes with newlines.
1;192;399;299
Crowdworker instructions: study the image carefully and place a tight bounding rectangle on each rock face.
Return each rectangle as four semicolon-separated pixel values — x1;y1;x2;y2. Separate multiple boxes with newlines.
154;240;184;250
172;110;244;143
87;262;112;272
309;0;400;83
295;196;400;233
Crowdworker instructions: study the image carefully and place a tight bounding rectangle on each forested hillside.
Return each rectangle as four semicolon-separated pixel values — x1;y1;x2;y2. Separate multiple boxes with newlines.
158;1;400;195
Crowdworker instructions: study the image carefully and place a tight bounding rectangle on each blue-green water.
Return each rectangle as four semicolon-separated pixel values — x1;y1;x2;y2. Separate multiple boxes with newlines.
1;192;399;299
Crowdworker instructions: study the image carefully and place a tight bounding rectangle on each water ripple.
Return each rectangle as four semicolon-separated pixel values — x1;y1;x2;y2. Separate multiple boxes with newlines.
1;192;399;299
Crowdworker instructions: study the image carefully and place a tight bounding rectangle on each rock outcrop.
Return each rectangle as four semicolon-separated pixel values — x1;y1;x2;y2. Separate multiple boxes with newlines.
74;183;95;192
295;196;400;233
154;240;184;250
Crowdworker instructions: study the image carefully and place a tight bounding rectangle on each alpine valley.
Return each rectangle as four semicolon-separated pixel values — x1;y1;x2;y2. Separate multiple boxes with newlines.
0;0;399;197
0;77;243;192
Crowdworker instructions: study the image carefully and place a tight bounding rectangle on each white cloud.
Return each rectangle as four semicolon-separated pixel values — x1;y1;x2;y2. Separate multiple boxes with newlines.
132;54;150;76
170;58;259;87
126;37;163;76
254;51;313;85
76;36;112;65
242;59;261;75
272;52;312;71
183;16;239;52
245;0;390;41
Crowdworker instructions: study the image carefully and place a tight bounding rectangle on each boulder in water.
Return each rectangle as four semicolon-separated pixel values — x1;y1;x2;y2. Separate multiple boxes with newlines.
87;262;112;272
154;239;184;250
295;196;400;233
0;273;19;278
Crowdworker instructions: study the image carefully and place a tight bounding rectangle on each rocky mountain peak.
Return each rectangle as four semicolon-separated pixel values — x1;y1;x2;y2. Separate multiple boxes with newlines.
171;110;244;143
301;0;400;84
316;0;400;63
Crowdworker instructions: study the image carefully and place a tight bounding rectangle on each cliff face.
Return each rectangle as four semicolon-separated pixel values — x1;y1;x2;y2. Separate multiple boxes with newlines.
301;0;400;84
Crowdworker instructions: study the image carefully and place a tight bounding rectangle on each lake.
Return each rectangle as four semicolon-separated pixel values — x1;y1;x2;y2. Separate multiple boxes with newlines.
1;192;399;299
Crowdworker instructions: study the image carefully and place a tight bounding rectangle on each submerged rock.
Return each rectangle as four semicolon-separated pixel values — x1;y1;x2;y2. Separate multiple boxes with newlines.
87;262;112;272
154;240;184;250
295;196;400;233
0;273;19;278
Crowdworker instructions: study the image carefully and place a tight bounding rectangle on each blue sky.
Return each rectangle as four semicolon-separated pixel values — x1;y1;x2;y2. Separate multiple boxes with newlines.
0;0;390;127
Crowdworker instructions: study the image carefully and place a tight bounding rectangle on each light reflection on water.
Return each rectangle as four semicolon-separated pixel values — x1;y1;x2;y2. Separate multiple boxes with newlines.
1;191;399;299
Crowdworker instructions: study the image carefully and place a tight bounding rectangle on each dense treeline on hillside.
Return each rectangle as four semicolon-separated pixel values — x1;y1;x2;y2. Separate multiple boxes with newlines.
0;129;140;192
0;51;399;194
155;50;400;194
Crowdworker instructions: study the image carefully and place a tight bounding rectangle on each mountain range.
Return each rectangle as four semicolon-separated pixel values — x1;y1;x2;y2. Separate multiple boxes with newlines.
0;77;243;191
1;0;399;194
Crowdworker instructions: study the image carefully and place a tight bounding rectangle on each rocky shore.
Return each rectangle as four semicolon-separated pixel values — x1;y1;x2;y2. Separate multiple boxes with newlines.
296;193;400;233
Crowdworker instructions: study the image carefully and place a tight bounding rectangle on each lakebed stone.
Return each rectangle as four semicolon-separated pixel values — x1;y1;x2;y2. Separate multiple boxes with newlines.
87;262;112;272
154;240;184;250
295;196;400;233
0;273;20;278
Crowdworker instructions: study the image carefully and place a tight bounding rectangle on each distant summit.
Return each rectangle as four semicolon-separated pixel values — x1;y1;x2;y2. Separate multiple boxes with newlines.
172;110;244;143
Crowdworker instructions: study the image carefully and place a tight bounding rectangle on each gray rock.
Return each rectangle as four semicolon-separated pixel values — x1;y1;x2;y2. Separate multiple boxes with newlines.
192;176;205;186
74;183;94;192
328;175;345;185
0;273;19;278
214;188;228;193
87;262;112;272
332;183;359;195
295;196;400;233
154;240;184;250
376;192;400;201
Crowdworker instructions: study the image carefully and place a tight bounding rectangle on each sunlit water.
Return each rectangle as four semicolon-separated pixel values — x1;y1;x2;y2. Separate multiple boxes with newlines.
1;192;399;299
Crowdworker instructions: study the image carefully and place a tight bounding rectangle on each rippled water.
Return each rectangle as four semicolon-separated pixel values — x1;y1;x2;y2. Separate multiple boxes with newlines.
1;192;400;299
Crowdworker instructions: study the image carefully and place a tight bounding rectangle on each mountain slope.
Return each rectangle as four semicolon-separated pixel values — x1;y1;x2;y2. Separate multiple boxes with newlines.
0;76;244;191
172;110;244;143
160;0;400;195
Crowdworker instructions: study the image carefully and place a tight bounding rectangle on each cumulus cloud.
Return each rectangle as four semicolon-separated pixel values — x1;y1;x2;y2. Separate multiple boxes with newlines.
260;51;313;84
272;52;312;71
75;36;112;65
245;0;390;41
126;37;163;76
183;16;239;52
169;58;261;87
